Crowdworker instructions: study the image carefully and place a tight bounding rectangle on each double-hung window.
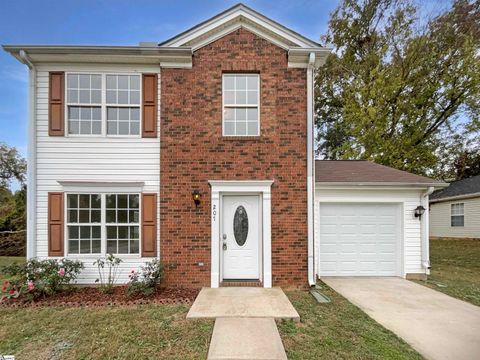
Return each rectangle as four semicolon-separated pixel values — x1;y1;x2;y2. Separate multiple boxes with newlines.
223;74;260;136
451;203;464;227
66;193;140;255
66;73;141;136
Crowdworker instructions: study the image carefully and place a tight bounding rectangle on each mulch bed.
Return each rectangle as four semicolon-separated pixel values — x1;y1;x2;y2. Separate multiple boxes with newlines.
0;286;199;308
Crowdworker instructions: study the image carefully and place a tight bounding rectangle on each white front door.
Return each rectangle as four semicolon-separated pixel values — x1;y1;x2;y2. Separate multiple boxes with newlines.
222;195;261;280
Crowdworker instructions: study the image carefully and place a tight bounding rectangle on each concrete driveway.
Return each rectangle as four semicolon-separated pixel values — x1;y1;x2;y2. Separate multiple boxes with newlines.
322;277;480;360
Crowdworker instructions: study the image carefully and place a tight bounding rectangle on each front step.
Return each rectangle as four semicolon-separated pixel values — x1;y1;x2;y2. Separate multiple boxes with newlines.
221;280;262;287
207;317;287;360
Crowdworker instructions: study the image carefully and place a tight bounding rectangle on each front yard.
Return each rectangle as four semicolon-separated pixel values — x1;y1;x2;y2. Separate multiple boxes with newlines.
414;238;480;306
0;305;213;359
279;289;422;359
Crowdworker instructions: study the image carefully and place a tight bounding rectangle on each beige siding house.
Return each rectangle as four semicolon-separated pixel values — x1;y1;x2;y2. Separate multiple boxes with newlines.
429;175;480;240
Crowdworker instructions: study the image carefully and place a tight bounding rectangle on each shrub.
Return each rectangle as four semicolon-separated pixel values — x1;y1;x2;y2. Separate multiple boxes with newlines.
126;259;163;297
0;258;84;300
94;254;122;294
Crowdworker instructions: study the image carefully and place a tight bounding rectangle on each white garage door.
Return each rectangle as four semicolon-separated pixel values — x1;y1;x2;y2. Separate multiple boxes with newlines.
319;203;401;276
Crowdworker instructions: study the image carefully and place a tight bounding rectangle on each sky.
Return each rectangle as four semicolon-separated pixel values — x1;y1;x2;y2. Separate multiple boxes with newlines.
0;0;452;159
0;0;339;157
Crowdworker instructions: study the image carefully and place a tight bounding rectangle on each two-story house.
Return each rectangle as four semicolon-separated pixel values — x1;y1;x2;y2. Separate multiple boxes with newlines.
4;4;444;288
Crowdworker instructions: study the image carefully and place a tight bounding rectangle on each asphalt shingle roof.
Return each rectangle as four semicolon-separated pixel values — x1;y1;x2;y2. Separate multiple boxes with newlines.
315;160;444;185
430;174;480;200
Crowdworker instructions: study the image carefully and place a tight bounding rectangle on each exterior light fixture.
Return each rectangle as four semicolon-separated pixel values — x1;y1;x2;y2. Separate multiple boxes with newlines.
414;205;425;219
192;190;201;207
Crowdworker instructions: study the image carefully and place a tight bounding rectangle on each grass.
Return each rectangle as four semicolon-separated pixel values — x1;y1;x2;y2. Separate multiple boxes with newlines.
0;304;213;359
278;288;423;360
414;238;480;306
0;256;25;269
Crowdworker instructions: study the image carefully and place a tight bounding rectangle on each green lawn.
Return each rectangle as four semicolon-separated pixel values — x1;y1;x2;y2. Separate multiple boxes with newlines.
0;256;25;269
0;305;213;360
414;238;480;306
279;289;422;360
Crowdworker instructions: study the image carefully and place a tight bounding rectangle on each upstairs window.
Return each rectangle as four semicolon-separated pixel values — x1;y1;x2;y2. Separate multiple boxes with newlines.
106;75;141;135
223;74;259;136
66;73;141;136
451;203;464;227
67;74;102;135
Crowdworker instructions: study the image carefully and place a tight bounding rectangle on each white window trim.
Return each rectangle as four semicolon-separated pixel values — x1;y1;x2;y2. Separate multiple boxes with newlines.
222;73;260;137
64;191;142;259
450;202;465;227
64;71;142;138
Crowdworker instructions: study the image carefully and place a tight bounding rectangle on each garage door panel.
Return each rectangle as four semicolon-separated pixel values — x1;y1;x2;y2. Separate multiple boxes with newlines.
320;203;400;276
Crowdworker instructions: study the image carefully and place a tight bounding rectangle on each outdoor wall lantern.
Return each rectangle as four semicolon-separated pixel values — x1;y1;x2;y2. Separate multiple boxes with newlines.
414;205;426;219
192;190;201;207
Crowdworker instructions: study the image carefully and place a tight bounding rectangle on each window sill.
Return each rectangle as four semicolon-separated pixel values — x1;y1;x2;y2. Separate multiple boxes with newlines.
222;136;262;141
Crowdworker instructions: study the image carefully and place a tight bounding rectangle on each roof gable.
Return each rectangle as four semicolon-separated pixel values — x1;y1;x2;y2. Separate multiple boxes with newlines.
159;3;322;51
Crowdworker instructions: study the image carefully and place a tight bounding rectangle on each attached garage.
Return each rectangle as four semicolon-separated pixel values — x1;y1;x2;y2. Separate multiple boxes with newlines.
315;161;447;279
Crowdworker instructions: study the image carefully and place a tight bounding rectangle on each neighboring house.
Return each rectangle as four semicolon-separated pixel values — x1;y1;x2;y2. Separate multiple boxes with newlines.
429;175;480;240
2;4;445;288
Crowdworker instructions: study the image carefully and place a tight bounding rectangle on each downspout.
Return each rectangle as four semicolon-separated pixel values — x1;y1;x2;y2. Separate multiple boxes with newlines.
19;50;36;260
421;186;434;275
307;53;315;286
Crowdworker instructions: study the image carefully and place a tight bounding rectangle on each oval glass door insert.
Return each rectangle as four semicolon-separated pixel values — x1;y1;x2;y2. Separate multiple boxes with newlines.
233;205;249;246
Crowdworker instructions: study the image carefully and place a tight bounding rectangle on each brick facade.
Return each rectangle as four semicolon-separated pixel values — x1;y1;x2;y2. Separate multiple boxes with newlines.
160;28;308;288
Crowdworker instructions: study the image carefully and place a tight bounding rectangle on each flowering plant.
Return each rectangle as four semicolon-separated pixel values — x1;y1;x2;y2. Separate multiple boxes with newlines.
126;259;163;297
1;258;84;300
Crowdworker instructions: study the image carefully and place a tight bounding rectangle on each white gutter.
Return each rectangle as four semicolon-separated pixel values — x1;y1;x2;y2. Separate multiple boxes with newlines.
19;50;36;260
421;186;435;274
307;53;315;286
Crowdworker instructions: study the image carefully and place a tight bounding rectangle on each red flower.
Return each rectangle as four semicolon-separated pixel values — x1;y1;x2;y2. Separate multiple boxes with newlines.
9;289;15;295
2;286;6;291
13;284;16;289
3;280;8;286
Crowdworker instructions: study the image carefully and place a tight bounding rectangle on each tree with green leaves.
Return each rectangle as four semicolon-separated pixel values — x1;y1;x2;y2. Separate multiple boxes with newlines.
0;143;26;255
315;0;480;176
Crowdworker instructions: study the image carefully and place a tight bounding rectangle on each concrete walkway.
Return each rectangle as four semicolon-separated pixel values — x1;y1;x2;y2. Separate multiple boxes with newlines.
188;287;297;359
323;277;480;360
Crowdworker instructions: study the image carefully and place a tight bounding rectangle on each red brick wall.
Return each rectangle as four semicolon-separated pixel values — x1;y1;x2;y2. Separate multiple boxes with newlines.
160;28;308;288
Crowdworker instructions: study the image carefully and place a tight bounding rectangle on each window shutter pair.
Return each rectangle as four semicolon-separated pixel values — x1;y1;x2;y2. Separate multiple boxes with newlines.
48;72;157;137
47;192;157;257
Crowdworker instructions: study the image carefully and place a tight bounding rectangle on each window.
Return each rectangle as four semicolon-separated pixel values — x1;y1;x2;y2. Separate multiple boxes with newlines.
67;74;102;135
67;194;102;254
451;203;464;227
106;75;141;135
106;194;140;254
66;193;140;255
66;73;141;136
223;74;259;136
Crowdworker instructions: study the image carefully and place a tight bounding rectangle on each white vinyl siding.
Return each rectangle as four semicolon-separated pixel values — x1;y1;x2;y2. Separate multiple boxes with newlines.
315;187;427;277
34;64;160;284
430;197;480;238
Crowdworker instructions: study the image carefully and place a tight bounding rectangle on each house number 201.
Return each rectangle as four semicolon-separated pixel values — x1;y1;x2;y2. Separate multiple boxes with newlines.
212;204;217;222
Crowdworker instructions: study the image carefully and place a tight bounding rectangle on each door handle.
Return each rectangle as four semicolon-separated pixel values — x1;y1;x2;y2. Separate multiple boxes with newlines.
223;242;227;251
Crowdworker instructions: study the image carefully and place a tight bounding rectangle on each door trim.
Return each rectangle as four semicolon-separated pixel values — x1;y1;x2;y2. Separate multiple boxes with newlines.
209;180;273;288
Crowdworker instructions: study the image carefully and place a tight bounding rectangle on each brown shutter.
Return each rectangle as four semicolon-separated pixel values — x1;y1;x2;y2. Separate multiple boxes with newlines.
141;193;157;257
48;72;65;136
48;192;64;256
142;73;158;138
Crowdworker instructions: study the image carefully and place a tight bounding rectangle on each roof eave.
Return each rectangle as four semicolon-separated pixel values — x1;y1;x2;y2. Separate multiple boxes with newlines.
429;191;480;203
315;181;448;188
2;45;193;67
